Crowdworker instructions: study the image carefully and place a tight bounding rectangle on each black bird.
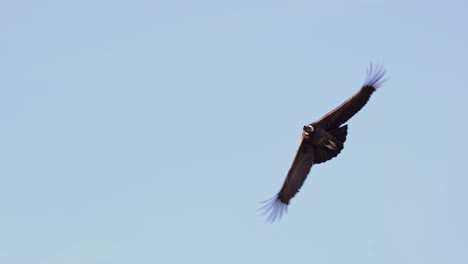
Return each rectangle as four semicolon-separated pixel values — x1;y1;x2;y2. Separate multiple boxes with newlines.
259;64;386;223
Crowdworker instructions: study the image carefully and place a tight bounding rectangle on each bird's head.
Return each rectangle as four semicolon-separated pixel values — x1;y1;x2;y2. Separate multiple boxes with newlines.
303;125;314;136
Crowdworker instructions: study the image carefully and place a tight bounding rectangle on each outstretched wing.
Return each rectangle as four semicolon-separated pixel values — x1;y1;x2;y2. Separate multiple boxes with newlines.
259;138;315;223
312;64;385;131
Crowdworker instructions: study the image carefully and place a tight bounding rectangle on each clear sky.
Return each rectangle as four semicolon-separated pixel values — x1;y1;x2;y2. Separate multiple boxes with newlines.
1;0;468;263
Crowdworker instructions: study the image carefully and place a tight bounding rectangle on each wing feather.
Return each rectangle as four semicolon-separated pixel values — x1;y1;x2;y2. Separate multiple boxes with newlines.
259;138;314;223
312;64;385;130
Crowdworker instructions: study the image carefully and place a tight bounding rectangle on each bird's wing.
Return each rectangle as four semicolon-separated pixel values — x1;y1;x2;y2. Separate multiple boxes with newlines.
259;137;315;223
312;64;385;131
278;139;315;204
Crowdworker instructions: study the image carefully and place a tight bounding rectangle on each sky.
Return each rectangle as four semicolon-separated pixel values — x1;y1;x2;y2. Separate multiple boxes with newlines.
1;0;468;263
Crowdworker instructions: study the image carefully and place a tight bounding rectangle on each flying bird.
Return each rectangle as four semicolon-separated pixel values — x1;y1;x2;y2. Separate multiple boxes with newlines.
259;64;386;223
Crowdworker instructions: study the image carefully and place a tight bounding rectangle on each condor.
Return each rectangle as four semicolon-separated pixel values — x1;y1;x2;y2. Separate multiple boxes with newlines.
260;64;386;223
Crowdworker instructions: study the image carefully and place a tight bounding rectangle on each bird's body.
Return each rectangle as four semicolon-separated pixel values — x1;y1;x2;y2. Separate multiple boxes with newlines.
260;64;385;223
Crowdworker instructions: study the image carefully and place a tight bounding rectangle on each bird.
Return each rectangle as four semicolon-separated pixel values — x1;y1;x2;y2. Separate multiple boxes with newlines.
259;63;386;223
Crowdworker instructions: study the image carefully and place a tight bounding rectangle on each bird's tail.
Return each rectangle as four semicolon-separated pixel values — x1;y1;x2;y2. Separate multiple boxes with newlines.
329;125;348;144
314;125;348;164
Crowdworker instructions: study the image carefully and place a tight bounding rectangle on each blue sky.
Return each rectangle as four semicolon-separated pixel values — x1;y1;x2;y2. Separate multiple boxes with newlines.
1;1;468;263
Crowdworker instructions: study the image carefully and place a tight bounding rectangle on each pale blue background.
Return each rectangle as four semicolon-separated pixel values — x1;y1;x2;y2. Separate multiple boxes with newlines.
1;1;467;263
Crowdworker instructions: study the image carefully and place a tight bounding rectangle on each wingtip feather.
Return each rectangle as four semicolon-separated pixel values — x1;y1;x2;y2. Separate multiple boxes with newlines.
363;62;386;89
257;195;288;224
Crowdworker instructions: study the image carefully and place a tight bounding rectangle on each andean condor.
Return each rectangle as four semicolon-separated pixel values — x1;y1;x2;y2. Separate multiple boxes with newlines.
259;64;386;223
